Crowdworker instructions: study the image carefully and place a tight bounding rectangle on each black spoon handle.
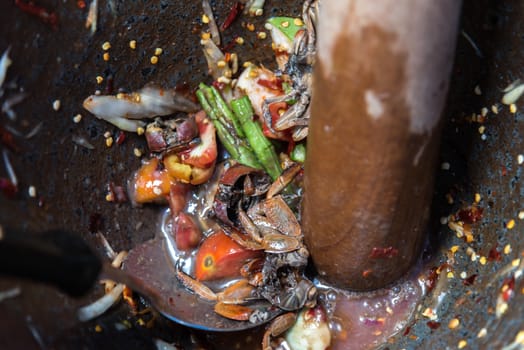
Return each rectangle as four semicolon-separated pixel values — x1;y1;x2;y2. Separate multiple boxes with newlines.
0;227;102;297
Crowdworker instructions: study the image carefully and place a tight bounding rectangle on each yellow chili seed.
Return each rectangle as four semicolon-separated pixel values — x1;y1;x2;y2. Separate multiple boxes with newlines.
458;340;467;349
96;76;104;84
154;47;163;56
136;126;145;135
246;23;255;31
506;219;515;229
150;56;159;64
504;244;512;255
294;18;304;26
133;148;143;157
202;14;210;24
477;328;487;338
201;32;211;40
474;193;481;203
103;52;110;61
515;330;524;344
448;318;460;329
235;36;245;45
257;31;267;40
479;256;487;265
510;103;517;114
102;41;111;51
129;40;137;49
105;137;113;147
281;21;290;28
217;60;227;68
52;100;61;111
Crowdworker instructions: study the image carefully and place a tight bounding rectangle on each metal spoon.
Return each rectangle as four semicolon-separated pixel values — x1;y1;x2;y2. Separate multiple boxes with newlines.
0;228;280;331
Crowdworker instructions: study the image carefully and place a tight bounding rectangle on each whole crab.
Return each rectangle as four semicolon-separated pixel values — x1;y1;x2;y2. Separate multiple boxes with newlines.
262;0;318;141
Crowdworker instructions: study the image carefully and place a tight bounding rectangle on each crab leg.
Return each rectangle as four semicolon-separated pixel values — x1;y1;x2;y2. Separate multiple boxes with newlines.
175;267;217;301
266;162;302;199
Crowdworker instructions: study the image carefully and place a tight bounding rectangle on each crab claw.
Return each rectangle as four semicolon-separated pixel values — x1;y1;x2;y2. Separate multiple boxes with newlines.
195;231;263;281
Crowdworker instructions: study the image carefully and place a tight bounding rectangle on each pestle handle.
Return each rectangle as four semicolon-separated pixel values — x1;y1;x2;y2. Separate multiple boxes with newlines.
0;227;102;297
303;0;462;290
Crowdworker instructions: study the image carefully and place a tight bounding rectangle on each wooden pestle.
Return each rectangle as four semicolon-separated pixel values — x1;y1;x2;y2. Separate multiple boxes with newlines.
302;0;462;290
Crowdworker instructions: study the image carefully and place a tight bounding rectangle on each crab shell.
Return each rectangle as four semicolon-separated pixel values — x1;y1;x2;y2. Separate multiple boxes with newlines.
194;231;263;281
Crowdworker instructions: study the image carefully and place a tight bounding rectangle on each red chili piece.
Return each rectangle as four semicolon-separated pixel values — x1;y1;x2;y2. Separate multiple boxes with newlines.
220;35;240;52
501;277;515;302
369;246;399;259
488;246;502;261
425;266;439;292
212;80;226;91
457;206;483;224
0;125;19;152
108;182;128;203
15;0;58;30
115;131;126;145
462;274;477;286
0;178;18;199
221;2;243;31
257;78;283;91
362;269;372;278
426;321;441;330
